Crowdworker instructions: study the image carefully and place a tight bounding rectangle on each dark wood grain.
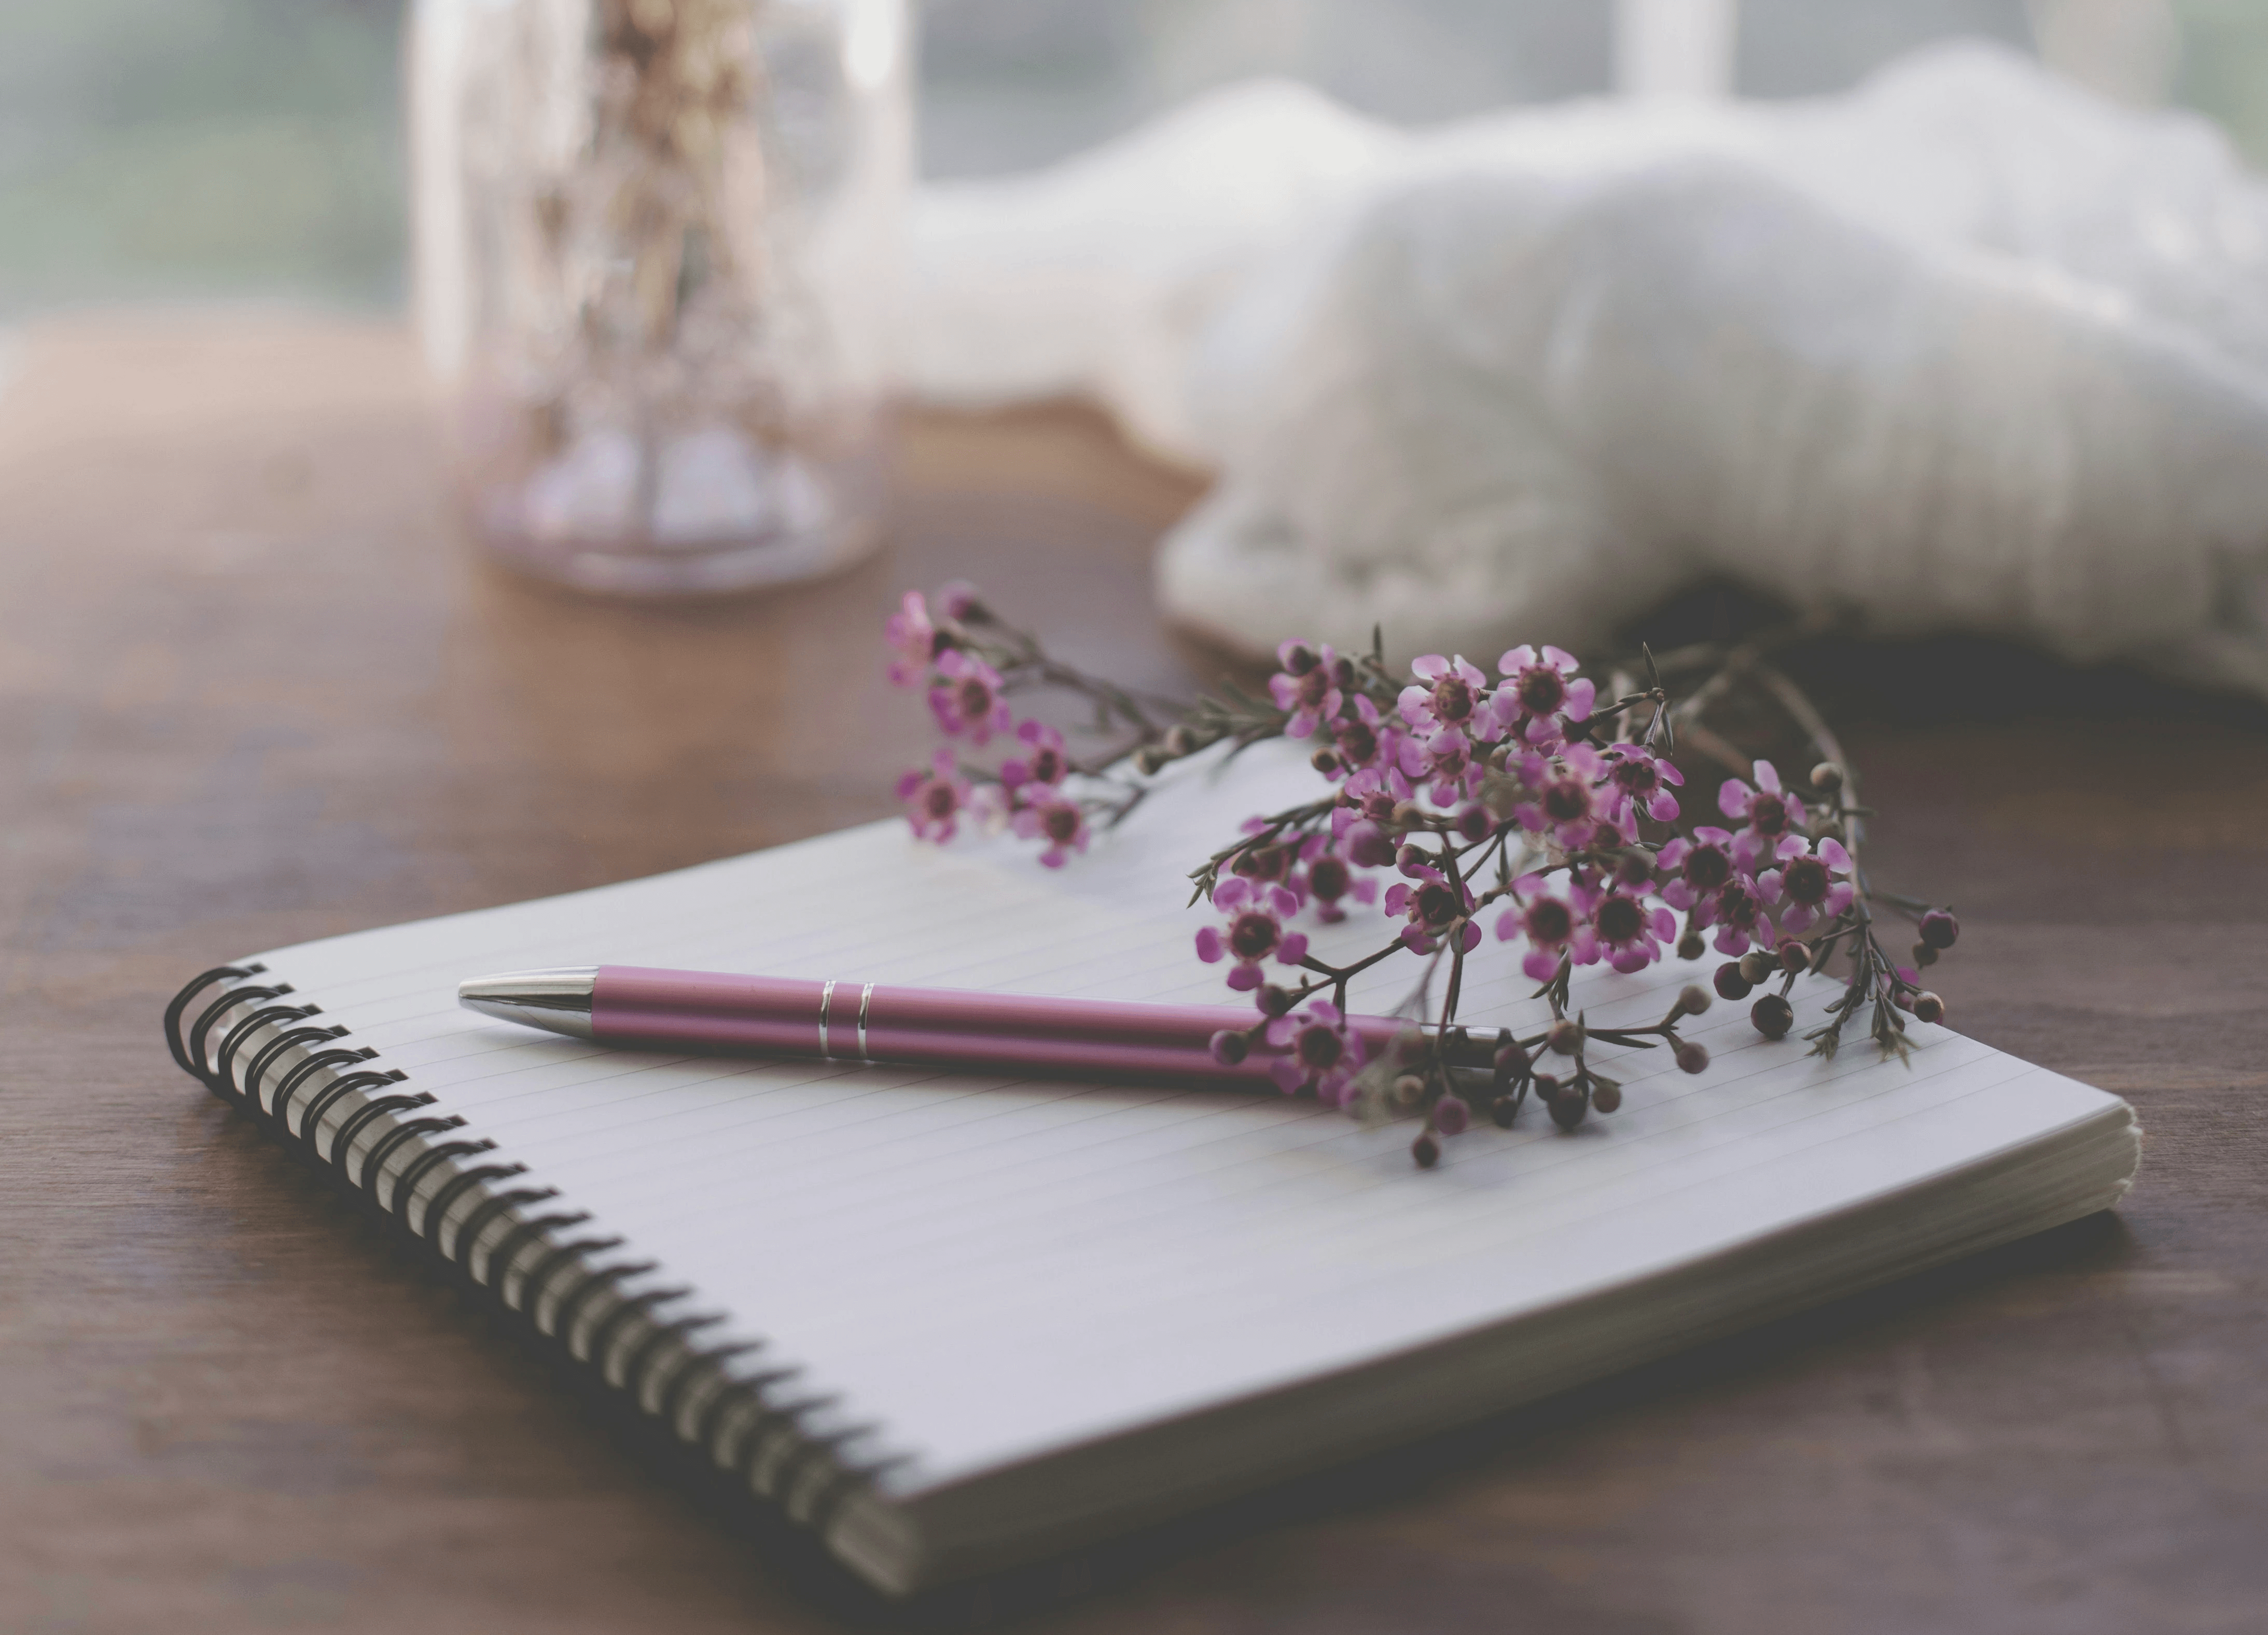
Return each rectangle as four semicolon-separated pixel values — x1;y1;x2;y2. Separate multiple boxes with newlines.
2;315;2262;1634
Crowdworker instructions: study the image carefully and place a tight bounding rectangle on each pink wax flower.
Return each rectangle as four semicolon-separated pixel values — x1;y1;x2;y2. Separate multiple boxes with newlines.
1493;644;1595;745
935;579;983;620
1325;696;1388;775
1705;875;1778;956
1262;1000;1367;1106
1336;816;1397;870
885;590;941;686
1655;826;1738;911
1758;834;1854;935
1011;796;1090;868
1577;880;1677;974
999;718;1070;791
1399;654;1491;738
928;649;1014;745
1194;876;1310;990
1602;743;1684;826
895;750;970;843
1515;743;1607;849
1270;641;1343;739
1302;848;1378;923
1384;866;1479;954
1494;878;1585;981
1420;728;1485;806
1719;759;1806;869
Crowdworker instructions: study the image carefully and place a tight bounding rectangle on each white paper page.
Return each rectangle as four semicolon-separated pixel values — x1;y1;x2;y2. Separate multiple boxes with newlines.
241;746;2128;1491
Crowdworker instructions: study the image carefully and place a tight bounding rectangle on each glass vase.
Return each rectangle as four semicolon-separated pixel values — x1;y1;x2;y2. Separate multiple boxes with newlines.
409;0;909;595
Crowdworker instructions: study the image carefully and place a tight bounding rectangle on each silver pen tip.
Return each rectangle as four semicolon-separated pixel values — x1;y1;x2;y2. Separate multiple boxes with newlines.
457;967;600;1040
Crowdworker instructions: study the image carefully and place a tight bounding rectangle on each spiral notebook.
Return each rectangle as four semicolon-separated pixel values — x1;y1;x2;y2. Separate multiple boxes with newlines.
162;747;2139;1595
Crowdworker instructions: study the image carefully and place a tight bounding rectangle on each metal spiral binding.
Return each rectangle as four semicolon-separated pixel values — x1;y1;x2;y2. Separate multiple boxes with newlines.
161;965;906;1541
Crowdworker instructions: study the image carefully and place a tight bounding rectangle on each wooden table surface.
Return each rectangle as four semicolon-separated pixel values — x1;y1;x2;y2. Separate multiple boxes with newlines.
2;316;2263;1635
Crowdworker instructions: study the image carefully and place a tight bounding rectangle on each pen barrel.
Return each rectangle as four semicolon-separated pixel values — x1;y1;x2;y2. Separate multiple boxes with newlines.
590;966;1412;1087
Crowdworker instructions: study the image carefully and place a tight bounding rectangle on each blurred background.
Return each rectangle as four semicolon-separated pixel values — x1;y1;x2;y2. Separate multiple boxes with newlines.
4;0;2266;322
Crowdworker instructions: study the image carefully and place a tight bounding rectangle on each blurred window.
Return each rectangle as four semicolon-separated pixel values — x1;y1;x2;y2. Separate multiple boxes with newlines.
4;0;2267;317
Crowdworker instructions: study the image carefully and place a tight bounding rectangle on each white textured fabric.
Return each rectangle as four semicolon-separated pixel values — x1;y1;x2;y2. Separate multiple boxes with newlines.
907;45;2268;691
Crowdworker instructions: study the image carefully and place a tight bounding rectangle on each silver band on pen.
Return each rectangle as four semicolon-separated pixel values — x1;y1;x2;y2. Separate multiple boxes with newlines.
857;982;873;1060
818;978;837;1059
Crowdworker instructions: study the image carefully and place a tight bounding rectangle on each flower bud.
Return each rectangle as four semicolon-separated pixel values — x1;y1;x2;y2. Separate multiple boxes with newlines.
1779;943;1811;975
1912;991;1946;1024
1434;1095;1471;1136
1493;1038;1531;1079
1310;747;1341;775
1133;747;1168;775
1738;950;1775;986
1258;985;1297;1017
1392;1074;1426;1106
1391;802;1425;833
1163;725;1198;756
1395;843;1428;872
1208;1030;1248;1066
1714;961;1753;1002
1490;1095;1518;1128
1549;1089;1588;1131
1811;762;1844;791
1751;994;1796;1040
1919;909;1959;950
1676;930;1706;962
1590;1080;1623;1114
1547;1018;1583;1056
1912;941;1938;968
1532;1073;1562;1101
1412;1132;1440;1168
1676;984;1713;1018
1487;745;1512;773
1456;805;1494;843
1673;1040;1710;1075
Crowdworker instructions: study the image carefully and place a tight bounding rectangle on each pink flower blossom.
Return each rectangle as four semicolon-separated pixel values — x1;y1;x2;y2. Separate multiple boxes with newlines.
1758;834;1854;935
1656;826;1738;912
1704;874;1777;956
1514;744;1607;849
1601;743;1683;826
1494;878;1584;981
928;649;1013;745
1324;695;1389;775
1399;654;1491;739
1493;644;1595;745
999;718;1070;791
1011;796;1090;868
1719;759;1807;870
1577;880;1677;974
894;750;969;843
1262;1000;1368;1106
1193;877;1310;991
1420;728;1485;806
1303;846;1380;924
1384;866;1479;954
885;591;941;686
1269;641;1343;739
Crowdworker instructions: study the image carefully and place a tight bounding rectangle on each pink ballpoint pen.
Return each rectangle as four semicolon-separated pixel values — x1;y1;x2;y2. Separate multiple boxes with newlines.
457;966;1463;1088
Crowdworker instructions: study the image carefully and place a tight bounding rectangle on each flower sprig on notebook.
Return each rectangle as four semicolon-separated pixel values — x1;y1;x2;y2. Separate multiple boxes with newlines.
886;586;1959;1167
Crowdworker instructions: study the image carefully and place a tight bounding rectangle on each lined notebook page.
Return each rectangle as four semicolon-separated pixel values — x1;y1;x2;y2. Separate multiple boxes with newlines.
247;746;2126;1493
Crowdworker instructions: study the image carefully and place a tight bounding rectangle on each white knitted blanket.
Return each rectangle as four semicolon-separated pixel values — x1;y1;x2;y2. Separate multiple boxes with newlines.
908;44;2268;691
